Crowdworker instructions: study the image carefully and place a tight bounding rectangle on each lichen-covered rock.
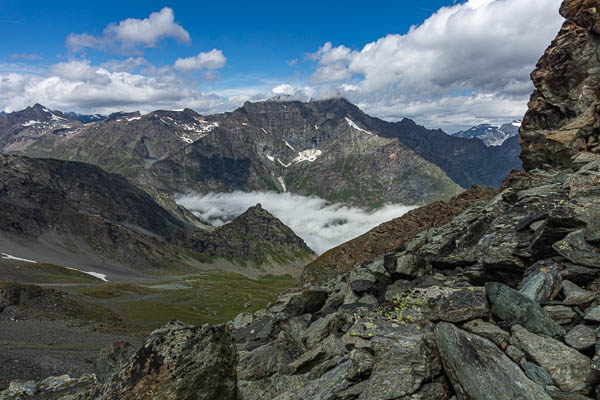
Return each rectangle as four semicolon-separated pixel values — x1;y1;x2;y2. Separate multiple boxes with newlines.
94;340;135;384
434;322;551;400
85;321;238;400
486;282;565;337
511;325;599;393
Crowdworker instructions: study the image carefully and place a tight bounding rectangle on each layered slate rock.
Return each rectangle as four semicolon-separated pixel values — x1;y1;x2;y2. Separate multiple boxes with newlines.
435;322;552;400
486;282;565;337
511;325;599;393
84;321;238;400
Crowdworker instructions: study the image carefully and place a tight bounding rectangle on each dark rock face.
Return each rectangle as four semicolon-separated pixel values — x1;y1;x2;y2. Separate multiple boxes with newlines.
185;204;314;265
520;0;600;170
85;321;238;400
0;153;313;273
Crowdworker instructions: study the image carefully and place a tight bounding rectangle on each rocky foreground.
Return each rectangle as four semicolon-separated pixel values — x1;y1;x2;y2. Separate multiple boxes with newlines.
3;0;600;399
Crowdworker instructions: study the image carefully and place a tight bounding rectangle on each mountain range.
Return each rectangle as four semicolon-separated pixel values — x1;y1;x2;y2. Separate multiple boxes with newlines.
0;98;521;209
452;121;521;147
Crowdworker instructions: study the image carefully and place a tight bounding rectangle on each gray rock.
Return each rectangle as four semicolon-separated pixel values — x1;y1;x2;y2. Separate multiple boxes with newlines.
288;335;345;375
233;312;254;329
383;252;430;278
585;306;600;322
281;289;329;315
238;337;302;381
519;264;562;303
544;305;576;325
37;375;77;392
562;280;595;305
94;340;135;384
345;348;374;382
426;286;490;323
364;322;440;400
302;312;345;349
546;390;594;400
434;322;551;400
6;380;36;396
565;325;597;351
505;345;526;364
511;325;599;393
486;282;565;337
520;361;554;387
462;319;510;346
85;321;239;400
554;230;600;268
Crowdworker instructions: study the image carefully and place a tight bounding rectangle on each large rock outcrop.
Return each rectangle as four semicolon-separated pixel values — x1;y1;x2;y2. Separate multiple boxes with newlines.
520;0;600;170
83;321;238;400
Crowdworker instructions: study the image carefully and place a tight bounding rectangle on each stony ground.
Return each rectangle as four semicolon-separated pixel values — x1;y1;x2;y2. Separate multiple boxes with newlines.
0;319;141;389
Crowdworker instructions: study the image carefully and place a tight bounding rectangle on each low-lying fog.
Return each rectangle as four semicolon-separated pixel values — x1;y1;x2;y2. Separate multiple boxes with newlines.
177;192;415;254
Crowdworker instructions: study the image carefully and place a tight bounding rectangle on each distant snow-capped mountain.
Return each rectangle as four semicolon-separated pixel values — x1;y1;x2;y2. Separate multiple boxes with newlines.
452;121;521;147
63;111;107;123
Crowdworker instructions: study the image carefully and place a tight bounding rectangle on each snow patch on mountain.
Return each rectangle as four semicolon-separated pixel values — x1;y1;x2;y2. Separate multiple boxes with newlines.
345;118;373;135
293;149;322;164
1;252;36;263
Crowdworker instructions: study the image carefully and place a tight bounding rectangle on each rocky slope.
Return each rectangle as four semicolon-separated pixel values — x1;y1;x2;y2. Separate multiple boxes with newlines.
300;185;498;286
7;1;600;399
0;153;313;277
453;121;521;147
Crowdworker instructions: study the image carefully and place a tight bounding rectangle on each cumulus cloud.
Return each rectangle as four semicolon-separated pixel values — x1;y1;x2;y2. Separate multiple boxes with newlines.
308;0;563;130
174;49;227;71
67;7;191;52
176;191;414;254
0;60;237;115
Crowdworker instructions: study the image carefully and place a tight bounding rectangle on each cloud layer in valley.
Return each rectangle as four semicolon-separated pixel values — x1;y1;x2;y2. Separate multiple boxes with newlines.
177;191;415;254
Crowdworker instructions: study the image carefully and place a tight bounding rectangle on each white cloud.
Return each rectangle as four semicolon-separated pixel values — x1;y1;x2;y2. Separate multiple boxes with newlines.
0;60;237;115
67;7;191;52
272;84;295;96
308;0;564;130
176;191;415;254
174;49;227;71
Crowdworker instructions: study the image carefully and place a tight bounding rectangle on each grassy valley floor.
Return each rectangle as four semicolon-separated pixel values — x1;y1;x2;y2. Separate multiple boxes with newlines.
0;259;297;388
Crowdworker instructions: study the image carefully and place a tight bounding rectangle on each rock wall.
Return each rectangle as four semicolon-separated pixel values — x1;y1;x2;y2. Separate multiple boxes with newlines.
521;0;600;170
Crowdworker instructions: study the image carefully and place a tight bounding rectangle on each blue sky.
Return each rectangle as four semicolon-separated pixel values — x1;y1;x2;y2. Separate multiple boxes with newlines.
0;0;564;131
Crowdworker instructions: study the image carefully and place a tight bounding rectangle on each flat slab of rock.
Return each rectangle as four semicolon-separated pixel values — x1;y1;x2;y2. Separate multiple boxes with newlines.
511;325;599;393
565;325;597;351
434;322;551;400
486;282;565;337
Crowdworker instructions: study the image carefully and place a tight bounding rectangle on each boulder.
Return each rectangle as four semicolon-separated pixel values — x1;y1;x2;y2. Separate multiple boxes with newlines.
565;325;596;352
554;231;600;269
462;319;510;346
363;322;440;400
562;280;596;305
86;321;238;400
519;264;562;303
544;305;576;325
94;340;135;384
434;322;551;400
486;282;565;337
511;325;599;393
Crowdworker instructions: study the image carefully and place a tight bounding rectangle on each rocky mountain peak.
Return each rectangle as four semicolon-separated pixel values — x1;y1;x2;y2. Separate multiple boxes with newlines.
520;0;600;170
